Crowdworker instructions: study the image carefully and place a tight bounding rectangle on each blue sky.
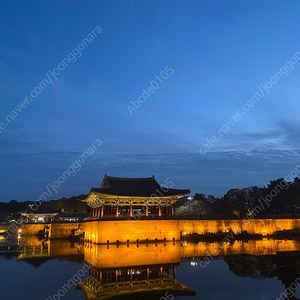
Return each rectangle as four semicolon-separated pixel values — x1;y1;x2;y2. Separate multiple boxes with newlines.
1;0;300;201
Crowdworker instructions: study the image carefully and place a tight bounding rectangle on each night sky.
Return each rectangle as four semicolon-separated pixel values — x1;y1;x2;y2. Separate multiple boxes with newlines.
1;1;300;202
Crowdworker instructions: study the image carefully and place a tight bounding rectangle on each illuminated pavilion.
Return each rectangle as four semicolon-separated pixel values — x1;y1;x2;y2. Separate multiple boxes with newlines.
21;206;58;223
82;175;190;219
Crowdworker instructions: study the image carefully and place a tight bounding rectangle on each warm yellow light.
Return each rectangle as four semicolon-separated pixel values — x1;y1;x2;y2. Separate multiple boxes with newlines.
261;229;267;234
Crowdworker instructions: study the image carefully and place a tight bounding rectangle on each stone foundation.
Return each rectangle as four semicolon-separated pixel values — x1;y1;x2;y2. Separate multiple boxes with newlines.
84;219;180;244
20;219;300;243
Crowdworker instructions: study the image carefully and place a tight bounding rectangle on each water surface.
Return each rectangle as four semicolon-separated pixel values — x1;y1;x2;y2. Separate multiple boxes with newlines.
1;237;300;300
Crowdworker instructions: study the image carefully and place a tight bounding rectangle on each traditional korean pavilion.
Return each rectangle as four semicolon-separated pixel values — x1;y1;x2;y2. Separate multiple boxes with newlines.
82;175;190;219
21;206;58;223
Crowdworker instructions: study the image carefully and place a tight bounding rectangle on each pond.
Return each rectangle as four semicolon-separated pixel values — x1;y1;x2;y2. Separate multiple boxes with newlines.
0;237;299;300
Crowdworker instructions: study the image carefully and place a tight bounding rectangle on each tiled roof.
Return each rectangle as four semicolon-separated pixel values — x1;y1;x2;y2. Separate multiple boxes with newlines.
90;175;190;197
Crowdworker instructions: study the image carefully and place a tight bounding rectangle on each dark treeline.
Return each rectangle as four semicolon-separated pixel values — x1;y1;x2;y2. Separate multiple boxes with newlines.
0;195;88;222
174;177;300;219
1;177;300;222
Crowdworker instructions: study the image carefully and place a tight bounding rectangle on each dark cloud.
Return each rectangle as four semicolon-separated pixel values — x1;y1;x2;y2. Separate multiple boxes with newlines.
1;148;300;201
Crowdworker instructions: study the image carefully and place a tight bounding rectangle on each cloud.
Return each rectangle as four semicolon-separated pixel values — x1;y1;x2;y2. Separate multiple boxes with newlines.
2;147;300;201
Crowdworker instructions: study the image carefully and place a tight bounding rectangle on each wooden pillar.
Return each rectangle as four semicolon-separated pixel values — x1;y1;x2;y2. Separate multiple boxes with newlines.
130;268;132;283
101;205;104;217
116;269;118;284
100;270;102;284
158;204;161;217
147;267;149;281
171;204;174;216
116;204;119;217
160;266;163;279
173;266;176;279
146;204;148;217
130;204;132;217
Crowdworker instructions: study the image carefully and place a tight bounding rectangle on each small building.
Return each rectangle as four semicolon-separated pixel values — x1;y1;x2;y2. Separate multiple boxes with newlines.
82;175;190;219
21;206;58;223
58;214;88;222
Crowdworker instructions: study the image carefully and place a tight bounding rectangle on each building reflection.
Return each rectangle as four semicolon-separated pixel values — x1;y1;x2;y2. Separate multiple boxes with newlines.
17;236;83;268
14;236;300;299
79;264;195;300
77;242;195;300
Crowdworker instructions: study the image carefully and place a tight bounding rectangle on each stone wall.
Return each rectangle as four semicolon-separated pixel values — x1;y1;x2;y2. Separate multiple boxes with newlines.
20;222;82;239
20;223;47;236
84;219;180;244
179;219;300;235
20;218;300;242
50;222;83;239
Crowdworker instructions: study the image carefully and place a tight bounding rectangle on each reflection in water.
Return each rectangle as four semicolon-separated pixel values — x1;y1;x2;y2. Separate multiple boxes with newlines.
224;254;300;299
77;242;195;300
10;237;300;299
78;264;195;300
17;236;84;268
181;238;300;257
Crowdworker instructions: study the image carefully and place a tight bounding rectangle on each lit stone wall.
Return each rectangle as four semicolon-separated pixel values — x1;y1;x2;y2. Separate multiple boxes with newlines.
84;220;180;244
20;224;47;236
20;222;82;239
20;219;300;242
49;222;83;239
179;219;300;235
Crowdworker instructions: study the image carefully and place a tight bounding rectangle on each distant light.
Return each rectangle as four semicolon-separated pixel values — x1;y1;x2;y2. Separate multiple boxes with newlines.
191;261;197;266
38;217;44;221
187;197;193;200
